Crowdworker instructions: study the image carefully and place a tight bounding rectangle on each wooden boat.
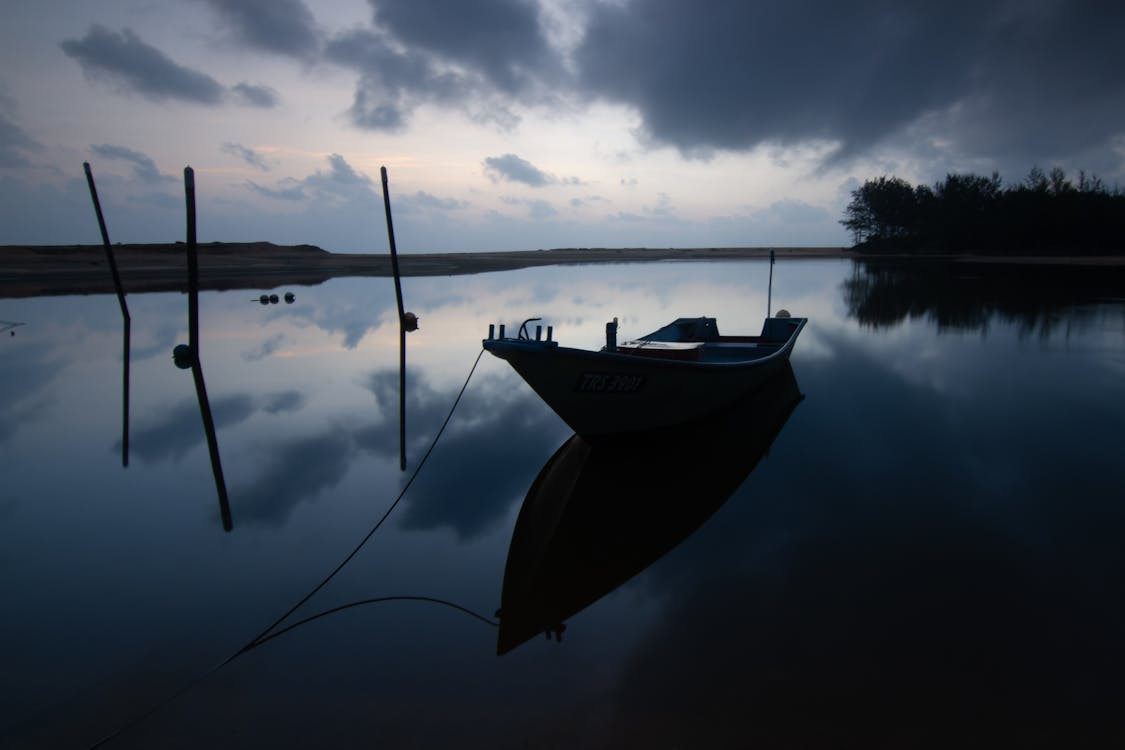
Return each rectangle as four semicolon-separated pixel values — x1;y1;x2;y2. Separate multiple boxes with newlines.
482;313;807;437
496;362;804;655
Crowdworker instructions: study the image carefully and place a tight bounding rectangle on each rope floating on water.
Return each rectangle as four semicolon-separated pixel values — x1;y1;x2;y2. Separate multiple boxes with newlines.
86;347;489;749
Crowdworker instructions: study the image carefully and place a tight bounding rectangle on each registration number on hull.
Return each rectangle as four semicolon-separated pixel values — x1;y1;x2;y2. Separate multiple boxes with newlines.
576;372;645;393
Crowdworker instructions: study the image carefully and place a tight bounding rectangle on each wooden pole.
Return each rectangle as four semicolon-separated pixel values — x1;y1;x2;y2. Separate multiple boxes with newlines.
83;162;130;466
83;162;130;321
122;317;130;467
767;249;775;318
381;167;407;472
185;168;199;354
184;167;233;531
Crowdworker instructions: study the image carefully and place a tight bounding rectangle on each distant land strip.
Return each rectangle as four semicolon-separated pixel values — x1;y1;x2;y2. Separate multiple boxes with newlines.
2;242;1122;298
0;242;839;298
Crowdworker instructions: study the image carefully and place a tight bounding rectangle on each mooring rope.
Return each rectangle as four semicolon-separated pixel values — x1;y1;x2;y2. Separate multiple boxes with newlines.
86;347;488;749
241;347;487;651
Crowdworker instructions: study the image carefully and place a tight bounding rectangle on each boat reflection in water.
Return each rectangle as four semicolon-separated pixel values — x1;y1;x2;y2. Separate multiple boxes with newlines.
497;362;803;655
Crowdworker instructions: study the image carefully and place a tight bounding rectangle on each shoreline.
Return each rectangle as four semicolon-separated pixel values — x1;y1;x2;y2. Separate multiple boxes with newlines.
2;242;1122;298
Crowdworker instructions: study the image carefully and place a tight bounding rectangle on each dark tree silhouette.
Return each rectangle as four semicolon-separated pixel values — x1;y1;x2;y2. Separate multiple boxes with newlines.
842;168;1125;255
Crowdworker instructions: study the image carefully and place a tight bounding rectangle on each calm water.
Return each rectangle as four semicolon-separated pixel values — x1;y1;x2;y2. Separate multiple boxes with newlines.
2;259;1124;747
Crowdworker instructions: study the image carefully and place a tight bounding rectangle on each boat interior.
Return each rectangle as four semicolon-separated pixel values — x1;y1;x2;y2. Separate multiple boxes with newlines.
613;316;791;362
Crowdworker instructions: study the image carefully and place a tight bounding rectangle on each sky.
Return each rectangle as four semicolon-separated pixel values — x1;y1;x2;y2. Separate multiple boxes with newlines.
1;0;1123;252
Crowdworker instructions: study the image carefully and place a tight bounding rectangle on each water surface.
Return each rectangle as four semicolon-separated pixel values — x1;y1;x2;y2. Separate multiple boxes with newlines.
2;259;1123;747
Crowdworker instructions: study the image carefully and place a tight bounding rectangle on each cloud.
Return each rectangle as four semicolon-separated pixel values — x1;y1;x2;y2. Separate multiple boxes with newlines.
60;26;283;111
368;0;559;94
248;153;376;204
303;153;375;195
230;82;280;108
325;27;517;132
122;390;306;463
354;369;569;540
241;333;288;361
224;368;565;534
61;25;225;104
408;190;469;212
569;195;606;209
246;178;305;201
222;142;271;171
0;96;40;168
750;198;833;226
573;1;1125;171
196;0;321;59
234;431;354;526
262;390;305;413
126;393;257;463
89;144;173;184
483;153;552;186
501;195;558;219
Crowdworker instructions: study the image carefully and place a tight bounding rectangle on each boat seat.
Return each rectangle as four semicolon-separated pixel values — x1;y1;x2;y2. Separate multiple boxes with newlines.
618;341;704;361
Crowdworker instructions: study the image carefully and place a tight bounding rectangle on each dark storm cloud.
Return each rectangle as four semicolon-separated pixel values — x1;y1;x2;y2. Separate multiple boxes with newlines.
230;82;280;108
368;0;558;94
575;0;1125;168
483;153;551;186
325;28;511;131
222;141;271;171
61;25;225;104
324;1;563;132
89;143;173;184
196;0;321;59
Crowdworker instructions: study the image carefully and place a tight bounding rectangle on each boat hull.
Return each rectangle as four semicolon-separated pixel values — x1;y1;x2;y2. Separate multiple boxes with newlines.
484;317;806;437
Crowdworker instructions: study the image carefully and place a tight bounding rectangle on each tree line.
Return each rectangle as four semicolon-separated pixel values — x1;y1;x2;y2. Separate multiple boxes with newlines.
841;168;1125;254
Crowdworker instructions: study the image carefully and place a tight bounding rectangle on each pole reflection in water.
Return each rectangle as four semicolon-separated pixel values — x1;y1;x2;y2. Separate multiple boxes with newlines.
121;316;130;467
497;361;804;655
178;166;232;531
83;161;131;467
380;165;412;472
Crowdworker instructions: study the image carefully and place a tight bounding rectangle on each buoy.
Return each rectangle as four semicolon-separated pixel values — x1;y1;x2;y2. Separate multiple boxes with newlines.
284;292;295;303
172;344;193;369
269;294;279;304
403;311;419;332
259;294;269;305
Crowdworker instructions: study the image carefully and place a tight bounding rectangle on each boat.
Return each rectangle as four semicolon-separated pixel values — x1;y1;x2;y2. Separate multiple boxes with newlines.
482;313;807;437
496;361;804;655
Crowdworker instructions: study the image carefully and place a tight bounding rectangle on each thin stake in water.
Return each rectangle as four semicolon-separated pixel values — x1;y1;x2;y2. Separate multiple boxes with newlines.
83;162;131;467
184;167;233;531
381;166;408;472
767;249;775;318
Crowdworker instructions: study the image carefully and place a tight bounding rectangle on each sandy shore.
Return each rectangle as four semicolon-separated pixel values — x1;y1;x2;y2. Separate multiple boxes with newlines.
2;242;1121;298
0;243;849;298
